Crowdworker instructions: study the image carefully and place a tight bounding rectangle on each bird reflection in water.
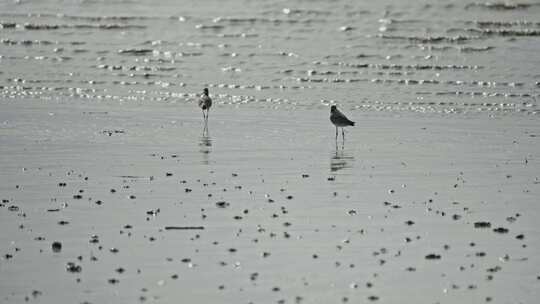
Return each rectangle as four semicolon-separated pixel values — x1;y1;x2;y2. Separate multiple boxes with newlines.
330;145;354;173
199;122;212;164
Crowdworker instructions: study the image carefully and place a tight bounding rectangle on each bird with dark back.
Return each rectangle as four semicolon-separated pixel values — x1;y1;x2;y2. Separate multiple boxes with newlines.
330;105;355;142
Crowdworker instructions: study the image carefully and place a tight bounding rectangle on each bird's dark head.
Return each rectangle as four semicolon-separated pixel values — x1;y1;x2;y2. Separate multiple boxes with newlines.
330;105;337;112
203;88;209;95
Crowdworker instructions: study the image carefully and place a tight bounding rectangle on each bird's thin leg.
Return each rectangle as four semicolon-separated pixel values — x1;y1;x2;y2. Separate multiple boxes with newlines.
206;109;209;122
342;128;345;142
202;110;206;120
335;127;338;141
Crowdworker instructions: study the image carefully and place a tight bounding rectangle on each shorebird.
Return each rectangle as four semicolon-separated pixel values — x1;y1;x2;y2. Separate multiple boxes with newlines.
198;88;212;122
330;105;355;141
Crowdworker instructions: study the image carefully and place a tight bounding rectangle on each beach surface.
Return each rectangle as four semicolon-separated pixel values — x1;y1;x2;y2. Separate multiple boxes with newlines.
1;99;539;303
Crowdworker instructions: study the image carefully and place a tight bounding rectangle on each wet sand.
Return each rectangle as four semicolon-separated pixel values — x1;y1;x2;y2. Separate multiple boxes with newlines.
1;100;539;303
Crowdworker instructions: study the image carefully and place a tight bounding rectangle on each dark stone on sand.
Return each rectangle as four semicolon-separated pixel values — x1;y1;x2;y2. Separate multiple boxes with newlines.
52;241;62;252
89;235;99;243
115;267;125;273
165;226;204;230
286;195;293;200
171;274;179;279
95;200;103;205
146;209;159;215
405;220;415;226
216;201;229;208
58;220;69;225
493;227;509;234
31;290;42;298
66;262;82;273
110;248;119;253
516;234;524;240
487;266;501;273
108;278;119;284
425;254;441;260
8;205;19;212
367;296;379;301
73;195;83;199
474;221;491;228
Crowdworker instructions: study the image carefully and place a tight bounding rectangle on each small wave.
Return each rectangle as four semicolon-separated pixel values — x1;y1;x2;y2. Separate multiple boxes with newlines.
95;64;176;72
218;33;258;38
465;28;540;36
281;8;331;16
118;49;153;56
212;16;321;25
377;34;478;43
433;91;533;98
416;45;493;52
1;39;55;45
378;18;422;25
459;46;495;52
465;2;537;10
21;23;145;30
322;61;484;70
0;22;16;29
469;20;540;27
195;24;225;30
0;12;156;20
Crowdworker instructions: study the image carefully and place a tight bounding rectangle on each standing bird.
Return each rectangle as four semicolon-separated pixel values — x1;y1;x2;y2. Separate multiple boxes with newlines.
198;88;212;123
330;105;355;142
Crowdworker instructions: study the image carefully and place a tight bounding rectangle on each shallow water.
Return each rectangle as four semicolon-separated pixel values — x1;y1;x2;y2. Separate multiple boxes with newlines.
1;0;539;114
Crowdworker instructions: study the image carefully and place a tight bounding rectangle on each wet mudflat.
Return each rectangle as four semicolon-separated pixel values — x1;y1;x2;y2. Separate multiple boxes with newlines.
1;102;539;303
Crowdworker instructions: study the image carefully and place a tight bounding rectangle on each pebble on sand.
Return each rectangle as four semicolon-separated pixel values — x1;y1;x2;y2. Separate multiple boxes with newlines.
66;262;82;273
52;241;62;252
425;254;441;260
474;221;491;228
493;227;509;234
